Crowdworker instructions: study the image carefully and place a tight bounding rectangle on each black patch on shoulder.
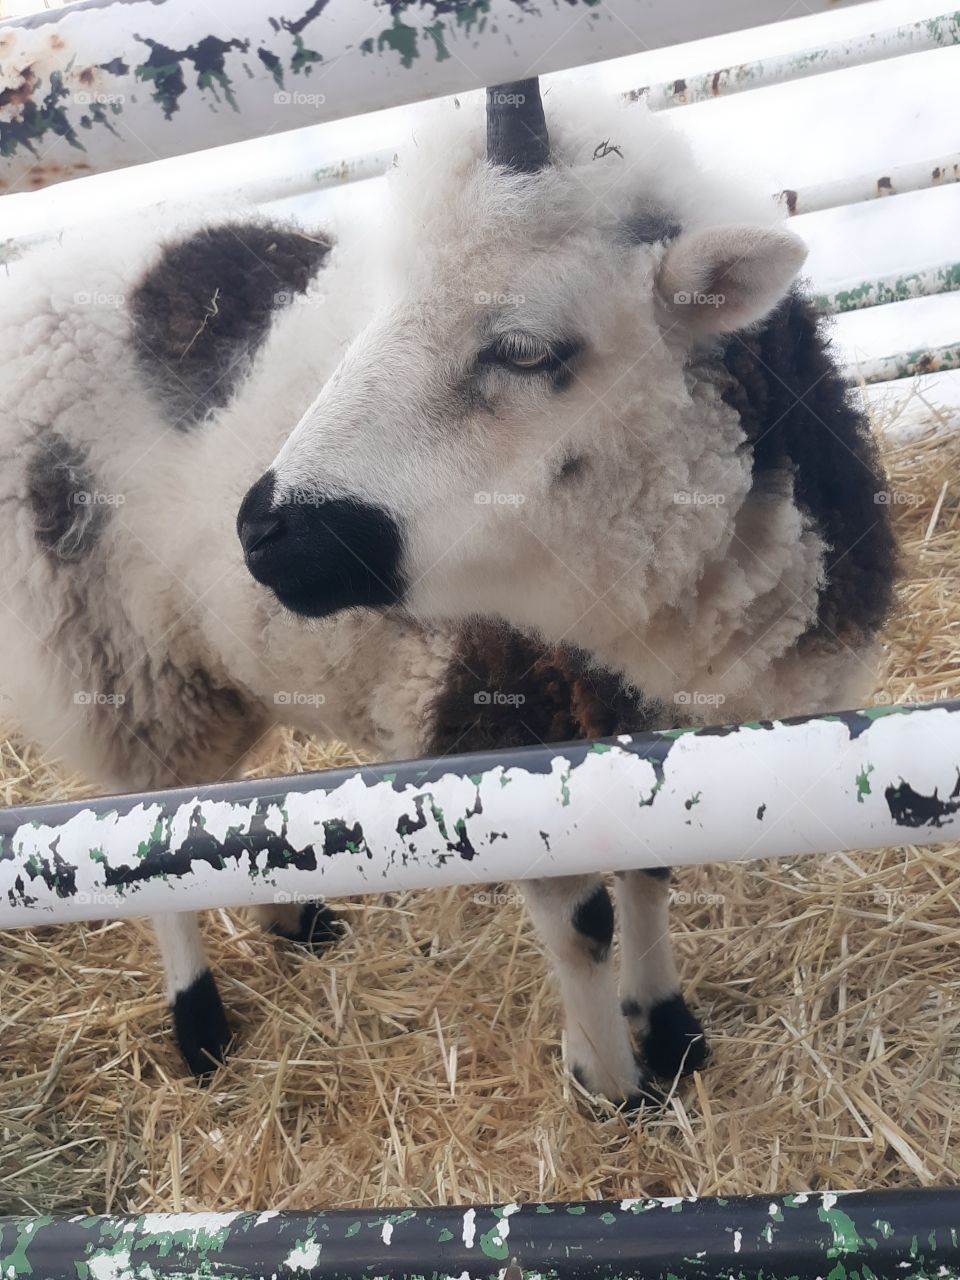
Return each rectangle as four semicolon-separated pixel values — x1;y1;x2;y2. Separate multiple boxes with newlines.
716;290;897;649
426;619;665;756
572;884;614;962
172;968;232;1078
25;432;108;563
644;993;709;1079
130;219;332;429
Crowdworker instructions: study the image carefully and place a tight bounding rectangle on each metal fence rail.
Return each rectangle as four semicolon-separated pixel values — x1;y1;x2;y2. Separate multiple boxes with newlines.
630;9;960;109
1;1189;958;1280
1;701;957;929
0;0;875;196
853;343;960;384
816;262;960;314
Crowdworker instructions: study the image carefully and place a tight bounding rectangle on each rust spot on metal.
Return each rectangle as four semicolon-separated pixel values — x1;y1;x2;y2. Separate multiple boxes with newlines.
781;188;798;216
23;160;93;189
877;176;893;194
0;65;39;111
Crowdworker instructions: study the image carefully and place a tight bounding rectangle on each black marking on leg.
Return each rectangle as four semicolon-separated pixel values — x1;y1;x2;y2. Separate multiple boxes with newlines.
622;1069;662;1113
572;884;614;962
643;993;709;1079
274;901;344;953
172;968;232;1079
130;219;332;428
641;866;671;881
26;432;109;563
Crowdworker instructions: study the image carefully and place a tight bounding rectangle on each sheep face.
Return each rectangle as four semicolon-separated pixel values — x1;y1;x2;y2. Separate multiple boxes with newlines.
239;96;810;699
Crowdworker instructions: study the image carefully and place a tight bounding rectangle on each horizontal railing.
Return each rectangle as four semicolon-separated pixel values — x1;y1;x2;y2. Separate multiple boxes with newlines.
1;701;957;929
0;0;877;196
1;1189;958;1279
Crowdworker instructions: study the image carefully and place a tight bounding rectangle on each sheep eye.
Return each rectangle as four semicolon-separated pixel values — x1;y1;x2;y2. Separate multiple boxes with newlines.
476;332;582;386
477;331;554;373
497;332;553;370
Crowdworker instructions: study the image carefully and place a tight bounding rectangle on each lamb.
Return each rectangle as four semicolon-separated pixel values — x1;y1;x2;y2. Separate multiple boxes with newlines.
0;79;894;1108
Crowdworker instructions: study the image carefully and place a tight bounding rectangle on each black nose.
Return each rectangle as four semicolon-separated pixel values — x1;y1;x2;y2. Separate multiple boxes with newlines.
237;468;405;618
237;472;284;557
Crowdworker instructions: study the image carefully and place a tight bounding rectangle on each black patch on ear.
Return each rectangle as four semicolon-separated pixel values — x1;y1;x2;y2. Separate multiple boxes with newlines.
626;209;681;244
717;290;897;650
572;884;614;962
426;619;665;757
130;219;332;429
25;432;109;562
643;993;709;1079
172;968;232;1079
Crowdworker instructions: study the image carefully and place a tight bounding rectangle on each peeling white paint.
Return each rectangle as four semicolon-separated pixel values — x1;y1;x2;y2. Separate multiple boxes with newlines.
285;1240;322;1271
463;1208;477;1250
3;707;957;928
733;1231;742;1253
381;1222;393;1246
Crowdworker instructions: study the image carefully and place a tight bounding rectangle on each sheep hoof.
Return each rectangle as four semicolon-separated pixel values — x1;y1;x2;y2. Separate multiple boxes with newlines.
620;1074;663;1114
278;901;344;953
172;969;233;1080
572;1063;660;1116
642;994;709;1079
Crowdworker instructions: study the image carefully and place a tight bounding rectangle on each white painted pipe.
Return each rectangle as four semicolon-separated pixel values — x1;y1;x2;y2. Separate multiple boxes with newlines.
629;9;960;109
779;152;960;216
0;0;874;196
1;702;957;928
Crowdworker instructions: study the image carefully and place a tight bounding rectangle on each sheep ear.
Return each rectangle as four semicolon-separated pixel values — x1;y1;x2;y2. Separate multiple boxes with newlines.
656;225;808;335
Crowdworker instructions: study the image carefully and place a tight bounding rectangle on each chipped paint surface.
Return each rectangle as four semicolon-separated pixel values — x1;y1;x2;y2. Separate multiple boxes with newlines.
629;10;960;109
777;152;960;218
1;702;959;927
816;263;960;315
0;0;623;194
1;1191;960;1278
854;344;960;385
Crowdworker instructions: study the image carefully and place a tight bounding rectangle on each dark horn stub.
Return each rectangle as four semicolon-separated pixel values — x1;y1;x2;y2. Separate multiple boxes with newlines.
486;78;550;173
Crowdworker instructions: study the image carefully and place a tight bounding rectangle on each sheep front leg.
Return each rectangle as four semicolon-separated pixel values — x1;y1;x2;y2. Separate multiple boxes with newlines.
152;912;232;1078
520;875;648;1107
251;900;344;951
615;869;708;1079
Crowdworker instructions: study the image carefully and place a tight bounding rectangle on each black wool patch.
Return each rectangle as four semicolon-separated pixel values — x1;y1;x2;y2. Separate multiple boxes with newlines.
130;219;332;428
572;884;615;962
172;968;232;1078
644;993;709;1079
25;432;108;563
274;900;345;952
717;290;897;648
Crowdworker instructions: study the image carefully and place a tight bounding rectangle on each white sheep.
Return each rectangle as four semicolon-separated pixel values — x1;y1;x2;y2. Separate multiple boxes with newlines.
0;80;894;1107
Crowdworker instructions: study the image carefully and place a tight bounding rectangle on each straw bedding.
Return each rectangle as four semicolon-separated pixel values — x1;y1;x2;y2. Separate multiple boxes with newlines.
1;405;959;1215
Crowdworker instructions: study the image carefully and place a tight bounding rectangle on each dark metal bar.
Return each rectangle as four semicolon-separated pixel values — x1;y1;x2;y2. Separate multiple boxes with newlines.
1;1189;959;1278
